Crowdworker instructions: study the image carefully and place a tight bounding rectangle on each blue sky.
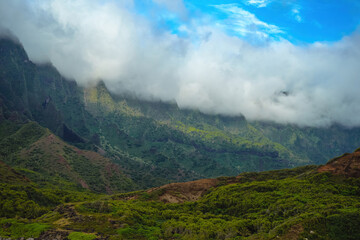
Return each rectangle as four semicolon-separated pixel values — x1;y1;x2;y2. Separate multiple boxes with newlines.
134;0;360;44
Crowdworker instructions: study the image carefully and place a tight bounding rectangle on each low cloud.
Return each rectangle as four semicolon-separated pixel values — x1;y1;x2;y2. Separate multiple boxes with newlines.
0;0;360;127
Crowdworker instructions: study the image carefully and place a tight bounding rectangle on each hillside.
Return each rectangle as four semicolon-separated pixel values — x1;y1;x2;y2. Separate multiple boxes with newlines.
0;121;136;193
2;36;360;189
1;151;360;239
0;160;30;184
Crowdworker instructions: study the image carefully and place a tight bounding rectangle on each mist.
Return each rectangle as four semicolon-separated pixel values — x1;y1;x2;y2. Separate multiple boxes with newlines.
1;0;360;127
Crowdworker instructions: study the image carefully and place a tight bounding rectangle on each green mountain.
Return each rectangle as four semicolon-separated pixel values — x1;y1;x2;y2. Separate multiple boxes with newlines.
1;150;360;239
2;37;360;189
0;121;136;193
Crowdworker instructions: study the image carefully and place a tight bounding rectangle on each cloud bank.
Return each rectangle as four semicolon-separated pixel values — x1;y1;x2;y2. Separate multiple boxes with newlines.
0;0;360;127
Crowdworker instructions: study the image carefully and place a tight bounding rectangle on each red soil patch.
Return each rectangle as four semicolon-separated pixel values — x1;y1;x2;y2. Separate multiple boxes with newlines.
318;150;360;178
148;178;220;203
57;155;71;170
78;179;89;189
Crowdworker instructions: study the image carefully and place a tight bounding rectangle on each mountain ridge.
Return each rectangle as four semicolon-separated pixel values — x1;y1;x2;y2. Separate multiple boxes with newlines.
2;36;360;189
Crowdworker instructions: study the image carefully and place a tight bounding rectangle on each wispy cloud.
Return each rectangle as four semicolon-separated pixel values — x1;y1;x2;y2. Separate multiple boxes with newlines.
213;4;283;40
245;0;272;8
291;7;303;23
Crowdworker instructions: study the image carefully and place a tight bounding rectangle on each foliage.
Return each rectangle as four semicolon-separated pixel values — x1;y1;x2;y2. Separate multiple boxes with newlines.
0;218;49;239
68;232;97;240
0;182;99;219
2;37;360;191
0;120;138;194
3;34;360;240
2;166;360;239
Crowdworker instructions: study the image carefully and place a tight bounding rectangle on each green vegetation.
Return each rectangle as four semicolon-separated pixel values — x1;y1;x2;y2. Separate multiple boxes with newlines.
0;219;50;239
1;164;360;239
0;121;137;193
68;232;97;240
0;182;99;219
2;37;360;190
2;35;360;239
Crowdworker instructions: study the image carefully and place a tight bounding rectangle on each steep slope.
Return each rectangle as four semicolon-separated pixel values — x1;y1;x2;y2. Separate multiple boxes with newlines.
252;121;360;165
84;82;294;178
0;37;294;186
2;36;360;189
124;97;360;166
0;38;92;142
0;121;137;193
0;37;199;188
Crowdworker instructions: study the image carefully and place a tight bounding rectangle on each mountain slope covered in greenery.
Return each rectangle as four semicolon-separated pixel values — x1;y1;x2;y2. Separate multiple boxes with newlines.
0;120;137;193
2;36;360;240
2;36;360;189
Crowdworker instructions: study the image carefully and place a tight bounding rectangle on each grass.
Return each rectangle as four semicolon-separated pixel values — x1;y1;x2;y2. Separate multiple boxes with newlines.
68;232;97;240
0;219;50;239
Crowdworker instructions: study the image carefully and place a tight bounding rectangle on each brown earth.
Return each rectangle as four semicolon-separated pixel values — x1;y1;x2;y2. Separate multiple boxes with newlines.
278;224;304;240
37;230;70;240
147;178;221;203
318;149;360;178
18;133;131;193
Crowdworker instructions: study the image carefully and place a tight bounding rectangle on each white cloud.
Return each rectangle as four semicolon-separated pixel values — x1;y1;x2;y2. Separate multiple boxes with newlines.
213;4;283;40
246;0;272;8
1;0;360;127
292;7;303;22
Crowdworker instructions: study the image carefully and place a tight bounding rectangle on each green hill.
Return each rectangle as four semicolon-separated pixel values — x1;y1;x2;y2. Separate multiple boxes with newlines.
0;121;137;193
1;151;360;239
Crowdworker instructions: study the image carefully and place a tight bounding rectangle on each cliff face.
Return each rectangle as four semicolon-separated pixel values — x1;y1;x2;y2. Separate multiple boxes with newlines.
318;149;360;178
